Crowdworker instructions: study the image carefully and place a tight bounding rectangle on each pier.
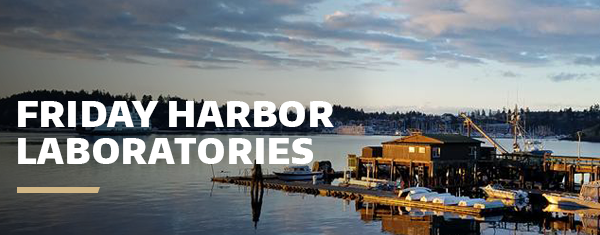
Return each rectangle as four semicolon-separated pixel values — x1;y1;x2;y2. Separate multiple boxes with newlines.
211;175;506;216
349;133;600;193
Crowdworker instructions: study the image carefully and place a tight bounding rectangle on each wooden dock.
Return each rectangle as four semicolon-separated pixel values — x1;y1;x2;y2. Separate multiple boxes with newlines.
212;175;507;216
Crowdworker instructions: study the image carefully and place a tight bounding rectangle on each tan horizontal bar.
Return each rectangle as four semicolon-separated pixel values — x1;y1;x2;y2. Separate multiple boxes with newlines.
17;187;100;193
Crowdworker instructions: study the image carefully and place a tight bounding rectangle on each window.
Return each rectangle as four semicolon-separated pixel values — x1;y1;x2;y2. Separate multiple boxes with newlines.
432;147;440;158
419;147;426;154
408;146;415;153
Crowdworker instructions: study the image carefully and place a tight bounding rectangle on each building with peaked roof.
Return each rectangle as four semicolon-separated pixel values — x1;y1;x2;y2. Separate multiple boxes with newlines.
381;133;485;162
353;133;496;188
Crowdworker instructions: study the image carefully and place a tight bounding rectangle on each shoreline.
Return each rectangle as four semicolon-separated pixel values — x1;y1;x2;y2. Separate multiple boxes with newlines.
0;128;333;137
2;128;599;143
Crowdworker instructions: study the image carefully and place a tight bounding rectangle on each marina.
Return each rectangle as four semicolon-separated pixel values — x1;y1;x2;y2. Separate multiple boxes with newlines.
346;111;600;193
211;175;507;216
210;110;600;232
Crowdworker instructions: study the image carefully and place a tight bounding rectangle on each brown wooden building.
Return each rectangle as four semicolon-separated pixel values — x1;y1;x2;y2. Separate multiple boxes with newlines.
381;134;484;162
353;133;494;189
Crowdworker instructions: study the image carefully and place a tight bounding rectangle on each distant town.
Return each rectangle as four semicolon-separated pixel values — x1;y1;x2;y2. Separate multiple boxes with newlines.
1;90;599;141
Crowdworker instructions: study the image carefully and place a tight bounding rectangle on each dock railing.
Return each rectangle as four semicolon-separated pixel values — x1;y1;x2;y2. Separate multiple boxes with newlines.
543;155;600;166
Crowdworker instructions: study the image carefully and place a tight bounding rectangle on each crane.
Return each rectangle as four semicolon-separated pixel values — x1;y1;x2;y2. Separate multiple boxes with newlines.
460;113;509;154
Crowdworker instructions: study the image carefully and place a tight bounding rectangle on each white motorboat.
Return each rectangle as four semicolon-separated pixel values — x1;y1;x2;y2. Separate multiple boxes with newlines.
544;181;600;209
273;165;323;181
481;184;528;200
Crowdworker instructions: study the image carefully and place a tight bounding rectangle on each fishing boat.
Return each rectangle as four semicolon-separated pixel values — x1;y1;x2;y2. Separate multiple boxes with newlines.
481;184;528;200
273;165;323;181
544;181;600;209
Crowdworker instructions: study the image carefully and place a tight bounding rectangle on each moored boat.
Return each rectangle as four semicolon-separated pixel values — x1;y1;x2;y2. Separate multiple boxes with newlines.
481;184;528;200
273;165;323;181
543;180;600;209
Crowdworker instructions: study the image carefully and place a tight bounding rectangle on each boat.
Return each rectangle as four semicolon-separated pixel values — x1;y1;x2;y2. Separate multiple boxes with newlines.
273;165;323;181
543;181;600;209
481;184;528;200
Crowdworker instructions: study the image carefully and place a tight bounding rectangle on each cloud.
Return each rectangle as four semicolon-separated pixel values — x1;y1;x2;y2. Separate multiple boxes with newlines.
500;71;520;77
1;0;600;69
549;72;598;82
574;55;600;66
230;90;266;97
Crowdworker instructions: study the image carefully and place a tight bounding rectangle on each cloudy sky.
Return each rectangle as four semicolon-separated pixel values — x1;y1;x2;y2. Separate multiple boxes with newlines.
0;0;599;113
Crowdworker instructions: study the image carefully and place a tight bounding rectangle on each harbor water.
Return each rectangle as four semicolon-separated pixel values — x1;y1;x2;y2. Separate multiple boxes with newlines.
1;132;599;234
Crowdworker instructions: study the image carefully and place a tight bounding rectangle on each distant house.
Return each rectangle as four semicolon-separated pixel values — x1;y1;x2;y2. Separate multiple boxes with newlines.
380;133;484;162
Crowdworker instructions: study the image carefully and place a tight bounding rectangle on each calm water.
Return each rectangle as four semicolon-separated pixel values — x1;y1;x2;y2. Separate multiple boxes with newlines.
1;132;599;235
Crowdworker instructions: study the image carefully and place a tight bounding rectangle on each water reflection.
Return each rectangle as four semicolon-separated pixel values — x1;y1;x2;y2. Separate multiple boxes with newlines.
250;163;264;229
544;205;600;235
354;200;600;235
357;201;480;234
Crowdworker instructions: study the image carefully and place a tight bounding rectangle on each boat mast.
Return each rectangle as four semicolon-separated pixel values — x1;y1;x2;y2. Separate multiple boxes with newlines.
509;104;521;152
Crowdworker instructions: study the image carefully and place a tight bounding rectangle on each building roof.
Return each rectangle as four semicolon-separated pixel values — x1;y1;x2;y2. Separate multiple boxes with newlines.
382;134;483;145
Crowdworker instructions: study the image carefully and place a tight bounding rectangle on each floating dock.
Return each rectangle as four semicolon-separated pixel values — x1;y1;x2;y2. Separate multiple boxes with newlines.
212;175;507;216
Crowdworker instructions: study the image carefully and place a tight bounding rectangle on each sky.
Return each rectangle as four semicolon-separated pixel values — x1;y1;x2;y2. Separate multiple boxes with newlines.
0;0;599;114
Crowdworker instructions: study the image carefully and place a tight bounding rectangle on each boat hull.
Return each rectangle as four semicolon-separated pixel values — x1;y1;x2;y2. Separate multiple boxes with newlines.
481;186;527;200
274;172;323;181
543;193;600;209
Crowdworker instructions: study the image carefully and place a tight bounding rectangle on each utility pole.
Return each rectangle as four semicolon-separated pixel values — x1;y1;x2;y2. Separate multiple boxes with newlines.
577;131;582;159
